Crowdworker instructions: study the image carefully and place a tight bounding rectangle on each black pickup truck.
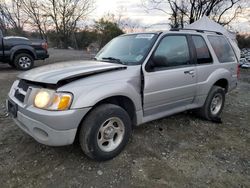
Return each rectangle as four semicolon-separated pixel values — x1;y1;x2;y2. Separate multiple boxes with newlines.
0;30;49;70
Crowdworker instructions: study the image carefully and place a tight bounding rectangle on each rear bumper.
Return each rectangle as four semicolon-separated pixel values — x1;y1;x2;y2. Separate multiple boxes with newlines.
36;50;49;60
228;76;238;92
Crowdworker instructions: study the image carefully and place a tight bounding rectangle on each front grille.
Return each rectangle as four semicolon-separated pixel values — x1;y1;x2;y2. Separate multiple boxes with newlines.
14;80;31;103
14;90;25;102
18;79;30;92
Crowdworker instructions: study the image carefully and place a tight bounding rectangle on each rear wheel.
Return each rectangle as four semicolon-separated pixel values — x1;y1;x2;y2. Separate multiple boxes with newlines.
196;86;225;121
14;53;34;70
79;104;132;161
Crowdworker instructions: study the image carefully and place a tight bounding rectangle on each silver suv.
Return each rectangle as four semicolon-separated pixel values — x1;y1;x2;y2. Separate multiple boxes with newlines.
7;29;238;161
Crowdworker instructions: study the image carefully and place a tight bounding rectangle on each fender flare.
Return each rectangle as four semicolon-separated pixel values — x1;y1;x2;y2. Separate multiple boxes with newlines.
10;45;37;61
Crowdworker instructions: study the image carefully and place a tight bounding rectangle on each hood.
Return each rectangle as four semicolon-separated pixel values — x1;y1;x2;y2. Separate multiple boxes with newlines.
18;60;127;85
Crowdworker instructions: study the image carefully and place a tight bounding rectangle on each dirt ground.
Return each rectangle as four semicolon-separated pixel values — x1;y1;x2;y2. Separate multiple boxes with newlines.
0;49;249;188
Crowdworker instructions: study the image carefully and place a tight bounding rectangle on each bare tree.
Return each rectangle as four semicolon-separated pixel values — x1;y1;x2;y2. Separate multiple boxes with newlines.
107;8;142;33
168;0;188;28
0;0;26;34
142;0;244;28
41;0;95;48
119;18;141;33
0;3;8;32
20;0;48;39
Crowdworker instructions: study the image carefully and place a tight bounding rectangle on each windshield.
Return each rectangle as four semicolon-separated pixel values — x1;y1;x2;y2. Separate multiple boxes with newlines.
95;33;158;65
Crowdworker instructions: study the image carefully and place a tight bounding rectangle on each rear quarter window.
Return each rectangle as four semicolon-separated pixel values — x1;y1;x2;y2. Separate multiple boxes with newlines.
208;35;236;63
192;35;213;64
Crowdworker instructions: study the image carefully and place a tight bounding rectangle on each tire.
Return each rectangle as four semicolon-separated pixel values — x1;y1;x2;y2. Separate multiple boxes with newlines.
14;53;34;70
79;104;132;161
196;86;225;121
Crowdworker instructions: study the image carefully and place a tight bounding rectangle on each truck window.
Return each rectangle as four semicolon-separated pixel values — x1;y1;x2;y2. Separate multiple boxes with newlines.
152;35;190;68
208;35;236;63
192;35;213;64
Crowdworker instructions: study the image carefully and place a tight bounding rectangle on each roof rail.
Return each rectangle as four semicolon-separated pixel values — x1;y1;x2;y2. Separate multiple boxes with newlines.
170;28;223;35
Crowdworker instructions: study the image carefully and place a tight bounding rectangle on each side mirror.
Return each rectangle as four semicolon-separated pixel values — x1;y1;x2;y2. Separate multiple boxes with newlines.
151;54;168;67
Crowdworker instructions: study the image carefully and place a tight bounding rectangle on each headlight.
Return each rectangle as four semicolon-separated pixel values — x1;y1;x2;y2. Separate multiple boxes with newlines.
34;89;73;111
34;90;51;108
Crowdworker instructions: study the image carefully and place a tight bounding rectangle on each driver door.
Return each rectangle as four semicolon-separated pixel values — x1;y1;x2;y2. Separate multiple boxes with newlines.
143;34;197;116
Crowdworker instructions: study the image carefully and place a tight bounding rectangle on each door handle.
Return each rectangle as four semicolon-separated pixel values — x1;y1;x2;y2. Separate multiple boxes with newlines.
184;70;195;75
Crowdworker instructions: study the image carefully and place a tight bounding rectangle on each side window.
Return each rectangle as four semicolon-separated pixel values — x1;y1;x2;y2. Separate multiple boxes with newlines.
152;35;190;68
208;35;236;63
192;35;213;64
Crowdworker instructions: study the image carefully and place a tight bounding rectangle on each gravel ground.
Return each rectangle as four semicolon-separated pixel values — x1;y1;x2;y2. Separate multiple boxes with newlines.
0;50;249;188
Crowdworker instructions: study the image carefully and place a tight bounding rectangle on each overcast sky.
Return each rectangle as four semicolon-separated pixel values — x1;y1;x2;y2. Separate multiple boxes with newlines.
90;0;250;32
89;0;170;29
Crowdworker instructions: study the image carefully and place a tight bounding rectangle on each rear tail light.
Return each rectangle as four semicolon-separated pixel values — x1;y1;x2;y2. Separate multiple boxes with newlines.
237;64;240;79
42;42;48;50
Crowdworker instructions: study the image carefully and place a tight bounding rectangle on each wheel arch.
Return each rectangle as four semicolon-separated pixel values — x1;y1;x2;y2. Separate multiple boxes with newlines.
82;95;137;126
95;95;137;126
74;95;137;144
212;78;229;93
10;46;36;62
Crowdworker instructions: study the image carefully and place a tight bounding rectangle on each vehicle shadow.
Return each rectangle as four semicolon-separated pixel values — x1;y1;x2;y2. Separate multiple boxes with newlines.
0;64;18;72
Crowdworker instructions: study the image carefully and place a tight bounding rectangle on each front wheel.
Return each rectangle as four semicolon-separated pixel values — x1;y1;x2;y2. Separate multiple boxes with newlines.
79;104;132;161
196;86;225;121
14;53;34;70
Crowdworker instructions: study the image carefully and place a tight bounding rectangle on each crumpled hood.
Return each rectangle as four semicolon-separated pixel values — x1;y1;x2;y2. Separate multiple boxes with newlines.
18;60;127;84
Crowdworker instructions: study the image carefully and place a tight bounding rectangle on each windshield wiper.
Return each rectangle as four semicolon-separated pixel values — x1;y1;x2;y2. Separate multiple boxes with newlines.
101;57;125;65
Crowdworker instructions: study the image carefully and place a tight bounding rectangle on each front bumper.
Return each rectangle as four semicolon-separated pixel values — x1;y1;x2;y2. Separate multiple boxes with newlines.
7;98;90;146
14;111;77;146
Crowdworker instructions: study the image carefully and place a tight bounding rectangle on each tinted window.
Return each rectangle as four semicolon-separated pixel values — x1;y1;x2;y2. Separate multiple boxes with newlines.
152;35;190;68
208;36;236;63
192;36;212;64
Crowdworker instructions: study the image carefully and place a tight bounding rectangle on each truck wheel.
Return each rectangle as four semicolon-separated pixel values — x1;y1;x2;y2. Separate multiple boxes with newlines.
79;104;132;161
14;53;34;70
197;86;225;121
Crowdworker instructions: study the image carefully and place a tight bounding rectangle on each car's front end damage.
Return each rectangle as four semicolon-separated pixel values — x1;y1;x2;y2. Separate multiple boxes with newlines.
6;60;128;146
7;79;90;146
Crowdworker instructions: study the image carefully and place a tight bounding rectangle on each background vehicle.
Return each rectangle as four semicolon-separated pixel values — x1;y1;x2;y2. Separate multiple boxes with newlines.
239;58;248;66
241;62;250;68
0;29;49;70
7;29;238;161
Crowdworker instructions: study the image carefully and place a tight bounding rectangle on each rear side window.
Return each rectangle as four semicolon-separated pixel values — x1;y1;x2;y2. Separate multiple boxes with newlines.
208;36;236;63
192;36;213;64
